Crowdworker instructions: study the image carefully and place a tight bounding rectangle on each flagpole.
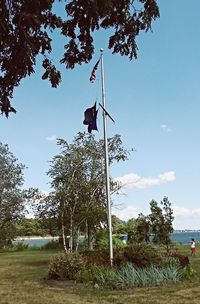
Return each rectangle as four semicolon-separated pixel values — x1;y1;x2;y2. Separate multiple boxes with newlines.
100;48;113;266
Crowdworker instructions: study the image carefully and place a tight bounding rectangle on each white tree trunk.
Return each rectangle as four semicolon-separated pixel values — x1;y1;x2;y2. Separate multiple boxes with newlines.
69;213;73;252
61;211;68;253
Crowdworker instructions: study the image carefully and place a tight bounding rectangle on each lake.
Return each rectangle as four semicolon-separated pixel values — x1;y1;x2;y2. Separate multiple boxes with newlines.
170;231;200;244
14;231;200;247
13;236;59;247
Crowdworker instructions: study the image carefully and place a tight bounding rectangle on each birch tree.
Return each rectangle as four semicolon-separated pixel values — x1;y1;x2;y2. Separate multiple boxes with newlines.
38;132;129;251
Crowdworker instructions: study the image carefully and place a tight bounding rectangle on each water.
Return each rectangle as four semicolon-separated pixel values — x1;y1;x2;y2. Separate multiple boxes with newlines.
13;237;59;247
14;232;200;247
170;231;200;244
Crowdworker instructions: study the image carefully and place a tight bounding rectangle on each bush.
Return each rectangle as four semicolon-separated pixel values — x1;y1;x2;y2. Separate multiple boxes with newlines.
113;236;127;249
74;268;93;283
114;243;164;268
96;235;126;250
48;252;85;280
40;240;61;250
82;243;164;268
163;252;189;267
8;242;29;251
181;265;196;280
82;250;110;266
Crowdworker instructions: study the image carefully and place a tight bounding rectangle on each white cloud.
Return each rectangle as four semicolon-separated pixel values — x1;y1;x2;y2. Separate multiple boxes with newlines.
161;124;172;132
113;205;200;230
173;206;200;230
115;171;175;191
46;135;57;142
113;205;139;221
174;206;200;218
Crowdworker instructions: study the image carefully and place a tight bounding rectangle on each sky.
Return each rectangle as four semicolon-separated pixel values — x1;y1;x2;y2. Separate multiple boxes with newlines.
1;0;200;230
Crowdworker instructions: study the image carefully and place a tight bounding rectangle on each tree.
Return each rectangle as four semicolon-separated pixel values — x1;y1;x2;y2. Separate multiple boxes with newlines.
112;215;126;234
129;213;151;243
0;0;160;116
113;215;150;243
24;188;60;237
120;218;136;240
0;142;25;247
114;198;173;246
15;218;49;236
36;132;129;251
149;196;174;248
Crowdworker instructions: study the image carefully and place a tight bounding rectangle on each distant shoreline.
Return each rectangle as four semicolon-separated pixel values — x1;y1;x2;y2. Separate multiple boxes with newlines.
174;230;200;233
13;231;200;247
14;236;59;241
14;230;200;241
15;229;200;241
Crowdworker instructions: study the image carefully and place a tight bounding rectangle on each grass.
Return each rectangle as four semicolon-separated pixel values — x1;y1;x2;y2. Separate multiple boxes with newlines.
0;244;200;304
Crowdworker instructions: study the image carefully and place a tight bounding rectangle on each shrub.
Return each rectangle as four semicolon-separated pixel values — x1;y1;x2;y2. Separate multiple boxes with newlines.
74;268;93;283
163;252;189;267
8;242;29;251
96;235;126;250
48;252;85;280
82;250;110;266
181;265;196;280
40;240;61;250
114;243;164;268
82;243;164;268
113;236;127;249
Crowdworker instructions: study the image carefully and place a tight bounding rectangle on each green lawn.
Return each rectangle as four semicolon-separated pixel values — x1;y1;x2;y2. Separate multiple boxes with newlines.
0;245;200;304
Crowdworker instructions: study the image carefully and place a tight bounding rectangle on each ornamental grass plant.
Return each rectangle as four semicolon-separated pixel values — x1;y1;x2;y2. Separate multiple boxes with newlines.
90;260;183;289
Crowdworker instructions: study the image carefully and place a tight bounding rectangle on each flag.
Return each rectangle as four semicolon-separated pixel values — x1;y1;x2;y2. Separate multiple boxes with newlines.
89;59;100;82
83;102;98;133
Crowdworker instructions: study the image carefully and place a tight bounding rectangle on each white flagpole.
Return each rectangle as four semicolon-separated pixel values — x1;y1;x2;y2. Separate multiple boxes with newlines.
100;48;113;266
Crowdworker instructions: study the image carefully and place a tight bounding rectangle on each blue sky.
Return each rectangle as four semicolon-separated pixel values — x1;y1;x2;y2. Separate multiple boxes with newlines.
1;0;200;229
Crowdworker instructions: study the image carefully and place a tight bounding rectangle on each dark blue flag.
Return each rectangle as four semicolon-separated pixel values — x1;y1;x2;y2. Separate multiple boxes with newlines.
83;102;98;133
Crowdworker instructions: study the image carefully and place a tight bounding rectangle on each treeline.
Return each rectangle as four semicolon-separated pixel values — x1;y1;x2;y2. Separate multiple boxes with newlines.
15;194;174;252
14;218;52;237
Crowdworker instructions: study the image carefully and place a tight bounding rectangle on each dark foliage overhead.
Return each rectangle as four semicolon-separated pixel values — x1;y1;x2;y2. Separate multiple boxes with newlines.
0;0;159;116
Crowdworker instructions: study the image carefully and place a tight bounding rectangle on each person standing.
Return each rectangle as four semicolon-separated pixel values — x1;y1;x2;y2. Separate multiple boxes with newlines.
191;238;196;256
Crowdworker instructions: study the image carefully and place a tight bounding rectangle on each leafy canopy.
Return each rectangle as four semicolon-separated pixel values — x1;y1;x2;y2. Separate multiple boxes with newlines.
36;132;130;251
0;142;25;247
0;0;159;116
149;196;174;246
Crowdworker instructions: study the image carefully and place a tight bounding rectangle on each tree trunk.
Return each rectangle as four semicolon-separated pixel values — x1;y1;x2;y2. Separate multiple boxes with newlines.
75;228;80;252
68;214;73;252
61;211;67;253
87;223;94;250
